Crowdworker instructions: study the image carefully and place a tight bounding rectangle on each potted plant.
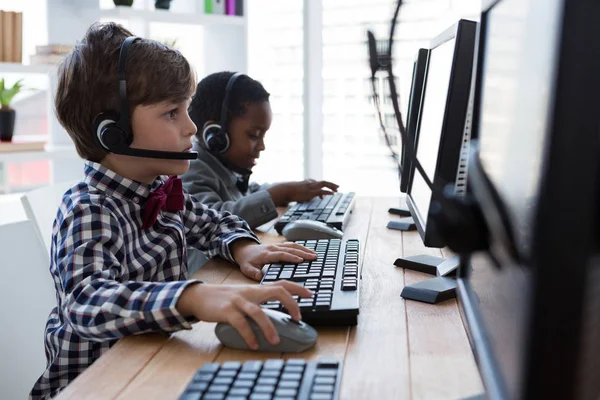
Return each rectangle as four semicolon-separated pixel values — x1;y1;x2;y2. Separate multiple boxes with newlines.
113;0;134;6
155;0;172;10
0;78;23;142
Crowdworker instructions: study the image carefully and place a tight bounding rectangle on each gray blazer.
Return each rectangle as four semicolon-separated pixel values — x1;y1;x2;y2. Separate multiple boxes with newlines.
181;142;278;273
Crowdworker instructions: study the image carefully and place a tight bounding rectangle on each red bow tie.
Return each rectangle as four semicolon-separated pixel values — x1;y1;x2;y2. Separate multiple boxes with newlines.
142;176;184;229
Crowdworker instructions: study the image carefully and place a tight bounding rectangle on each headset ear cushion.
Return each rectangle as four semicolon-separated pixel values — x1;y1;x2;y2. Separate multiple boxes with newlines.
93;111;124;151
203;123;230;153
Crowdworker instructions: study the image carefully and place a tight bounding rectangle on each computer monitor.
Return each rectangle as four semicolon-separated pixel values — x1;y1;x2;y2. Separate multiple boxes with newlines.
387;48;430;225
400;48;429;194
457;0;600;398
406;19;477;248
392;20;477;299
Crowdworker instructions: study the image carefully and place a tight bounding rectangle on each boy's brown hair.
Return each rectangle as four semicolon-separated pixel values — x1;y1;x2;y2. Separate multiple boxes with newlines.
55;22;196;162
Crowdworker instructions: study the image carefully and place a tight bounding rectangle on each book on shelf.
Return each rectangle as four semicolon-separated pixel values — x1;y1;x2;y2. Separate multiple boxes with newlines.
35;44;73;55
0;138;46;153
0;10;23;63
205;0;225;14
206;0;242;16
28;43;72;65
30;53;67;65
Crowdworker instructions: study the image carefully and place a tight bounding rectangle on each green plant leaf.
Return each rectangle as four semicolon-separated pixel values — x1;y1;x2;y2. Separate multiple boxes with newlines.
0;79;24;108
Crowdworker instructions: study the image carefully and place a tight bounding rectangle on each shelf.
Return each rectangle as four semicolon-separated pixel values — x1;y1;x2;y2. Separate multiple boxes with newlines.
0;63;57;74
0;145;81;163
93;6;245;27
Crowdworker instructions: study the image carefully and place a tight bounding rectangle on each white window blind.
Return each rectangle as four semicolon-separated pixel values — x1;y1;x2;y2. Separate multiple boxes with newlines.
321;0;480;195
247;0;305;183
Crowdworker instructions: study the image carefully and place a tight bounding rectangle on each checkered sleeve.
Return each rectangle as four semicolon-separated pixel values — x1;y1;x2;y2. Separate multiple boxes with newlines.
182;193;260;263
56;202;200;341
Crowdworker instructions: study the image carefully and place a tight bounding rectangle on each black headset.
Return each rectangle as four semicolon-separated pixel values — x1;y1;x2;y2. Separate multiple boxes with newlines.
93;36;198;160
202;72;243;154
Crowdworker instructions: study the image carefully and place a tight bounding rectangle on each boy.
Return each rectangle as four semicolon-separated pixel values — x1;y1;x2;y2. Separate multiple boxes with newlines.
31;23;316;400
181;72;339;272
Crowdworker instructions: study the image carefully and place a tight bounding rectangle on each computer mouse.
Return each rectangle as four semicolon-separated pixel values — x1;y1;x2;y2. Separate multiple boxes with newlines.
282;220;343;241
215;308;318;353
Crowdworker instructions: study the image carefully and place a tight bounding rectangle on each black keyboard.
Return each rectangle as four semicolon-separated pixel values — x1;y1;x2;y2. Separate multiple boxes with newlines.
178;359;342;400
274;192;356;234
260;239;360;326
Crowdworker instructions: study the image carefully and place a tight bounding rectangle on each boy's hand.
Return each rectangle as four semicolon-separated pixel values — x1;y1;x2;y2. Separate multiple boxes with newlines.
231;240;318;281
176;280;313;350
267;180;339;206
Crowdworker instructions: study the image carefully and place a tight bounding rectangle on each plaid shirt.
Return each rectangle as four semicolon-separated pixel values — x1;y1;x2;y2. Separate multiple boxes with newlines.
30;161;258;400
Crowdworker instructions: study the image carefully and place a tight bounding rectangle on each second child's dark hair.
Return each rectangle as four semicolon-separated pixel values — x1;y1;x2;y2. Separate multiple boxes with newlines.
55;22;196;162
190;71;270;139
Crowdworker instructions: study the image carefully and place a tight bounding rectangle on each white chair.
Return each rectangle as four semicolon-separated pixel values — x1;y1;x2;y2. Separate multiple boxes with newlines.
0;219;56;399
20;181;76;255
0;193;28;225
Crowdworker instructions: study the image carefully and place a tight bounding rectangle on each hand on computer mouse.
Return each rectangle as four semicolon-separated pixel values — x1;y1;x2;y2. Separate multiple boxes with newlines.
176;280;312;350
231;240;318;281
267;179;339;205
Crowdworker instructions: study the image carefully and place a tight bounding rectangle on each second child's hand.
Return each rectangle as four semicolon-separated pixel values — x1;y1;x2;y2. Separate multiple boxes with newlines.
267;180;340;206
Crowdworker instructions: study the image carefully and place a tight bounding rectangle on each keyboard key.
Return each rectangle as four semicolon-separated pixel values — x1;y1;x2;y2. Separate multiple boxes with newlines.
314;376;336;385
204;394;225;400
275;388;298;397
228;387;251;396
237;372;258;381
198;363;220;374
256;377;278;385
195;373;214;382
264;359;284;370
253;384;276;393
242;361;263;372
317;361;339;368
283;365;305;373
186;382;208;392
250;394;272;400
213;377;234;386
263;303;281;310
310;392;334;400
233;380;255;388
280;372;302;380
179;393;202;400
286;359;306;366
259;369;280;378
342;283;357;291
313;384;335;392
279;270;293;279
208;384;229;393
216;370;238;378
278;380;300;388
315;369;338;376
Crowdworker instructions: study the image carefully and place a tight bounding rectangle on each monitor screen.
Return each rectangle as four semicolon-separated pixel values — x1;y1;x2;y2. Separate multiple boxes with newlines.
410;38;456;226
477;0;560;260
462;0;566;398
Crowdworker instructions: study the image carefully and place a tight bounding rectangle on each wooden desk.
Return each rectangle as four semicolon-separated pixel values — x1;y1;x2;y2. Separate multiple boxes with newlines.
56;197;483;400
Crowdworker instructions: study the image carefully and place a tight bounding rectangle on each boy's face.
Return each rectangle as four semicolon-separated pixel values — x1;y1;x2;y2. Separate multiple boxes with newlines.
222;101;272;171
126;99;197;181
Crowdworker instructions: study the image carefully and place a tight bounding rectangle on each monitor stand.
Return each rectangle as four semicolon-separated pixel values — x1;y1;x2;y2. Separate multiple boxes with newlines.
394;254;460;276
396;255;462;304
387;217;417;231
388;206;411;217
400;277;457;304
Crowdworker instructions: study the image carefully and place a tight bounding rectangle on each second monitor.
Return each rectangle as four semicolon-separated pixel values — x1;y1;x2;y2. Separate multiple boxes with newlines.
393;19;478;303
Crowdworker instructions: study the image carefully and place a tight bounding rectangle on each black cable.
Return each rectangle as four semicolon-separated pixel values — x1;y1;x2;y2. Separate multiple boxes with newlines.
370;76;402;171
386;0;435;191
